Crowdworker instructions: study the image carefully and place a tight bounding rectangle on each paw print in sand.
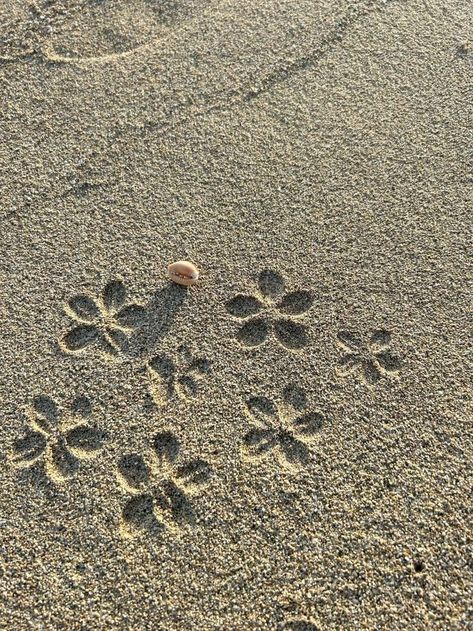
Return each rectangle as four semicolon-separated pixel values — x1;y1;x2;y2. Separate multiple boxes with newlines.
242;385;324;469
226;269;313;350
117;432;211;538
147;345;211;406
336;329;401;385
60;279;146;359
11;395;105;483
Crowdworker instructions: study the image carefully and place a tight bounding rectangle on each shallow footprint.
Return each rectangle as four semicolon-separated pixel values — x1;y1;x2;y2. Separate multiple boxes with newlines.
43;0;212;62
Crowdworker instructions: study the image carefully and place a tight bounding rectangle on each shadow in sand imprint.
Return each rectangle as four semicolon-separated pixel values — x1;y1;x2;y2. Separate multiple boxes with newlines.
285;622;319;631
17;462;63;498
128;283;187;359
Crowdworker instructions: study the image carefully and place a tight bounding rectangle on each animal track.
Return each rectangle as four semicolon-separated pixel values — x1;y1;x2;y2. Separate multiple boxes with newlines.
226;270;313;350
336;329;401;385
147;345;211;406
11;395;105;484
60;279;145;359
117;432;211;538
242;385;324;469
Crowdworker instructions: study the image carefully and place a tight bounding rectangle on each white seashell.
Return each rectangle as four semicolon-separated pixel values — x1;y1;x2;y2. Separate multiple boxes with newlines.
168;261;199;286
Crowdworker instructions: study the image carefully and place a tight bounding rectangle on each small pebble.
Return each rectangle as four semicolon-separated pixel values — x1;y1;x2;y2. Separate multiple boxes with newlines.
168;260;199;286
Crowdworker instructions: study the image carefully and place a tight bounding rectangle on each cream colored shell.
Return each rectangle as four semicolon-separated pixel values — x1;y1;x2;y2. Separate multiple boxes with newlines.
168;261;199;286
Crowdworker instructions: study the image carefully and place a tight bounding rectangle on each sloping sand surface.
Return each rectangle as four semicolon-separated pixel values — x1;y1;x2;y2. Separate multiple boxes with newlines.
1;0;472;629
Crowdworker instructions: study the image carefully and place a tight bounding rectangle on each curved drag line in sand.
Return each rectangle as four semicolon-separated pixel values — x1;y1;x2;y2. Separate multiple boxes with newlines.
40;39;161;66
0;42;152;66
0;53;34;64
2;0;401;69
127;0;405;141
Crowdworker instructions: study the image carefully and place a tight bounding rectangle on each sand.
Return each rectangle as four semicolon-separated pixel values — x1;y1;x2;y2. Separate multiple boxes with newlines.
1;0;472;629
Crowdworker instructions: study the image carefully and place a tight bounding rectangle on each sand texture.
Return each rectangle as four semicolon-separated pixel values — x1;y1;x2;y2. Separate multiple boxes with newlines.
1;0;472;629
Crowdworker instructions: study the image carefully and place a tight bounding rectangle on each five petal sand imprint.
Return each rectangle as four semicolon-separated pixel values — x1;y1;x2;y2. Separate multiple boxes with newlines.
117;432;211;538
60;279;146;359
11;395;106;484
226;269;313;350
242;384;325;470
336;329;401;386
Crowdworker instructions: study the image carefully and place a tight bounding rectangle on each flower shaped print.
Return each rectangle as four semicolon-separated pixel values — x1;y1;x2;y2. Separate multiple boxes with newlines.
60;279;146;358
336;329;401;385
117;432;211;538
11;395;106;483
148;345;211;406
242;385;324;468
226;269;313;350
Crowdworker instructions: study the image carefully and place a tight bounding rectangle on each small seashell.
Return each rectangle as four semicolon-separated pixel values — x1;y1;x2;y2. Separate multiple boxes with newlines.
168;261;199;286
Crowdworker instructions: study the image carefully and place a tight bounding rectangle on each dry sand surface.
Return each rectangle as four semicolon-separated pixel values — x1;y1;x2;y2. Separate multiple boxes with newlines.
1;0;472;629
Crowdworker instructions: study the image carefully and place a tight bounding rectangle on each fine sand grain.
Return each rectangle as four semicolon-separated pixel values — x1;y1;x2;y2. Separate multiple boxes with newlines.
1;0;472;629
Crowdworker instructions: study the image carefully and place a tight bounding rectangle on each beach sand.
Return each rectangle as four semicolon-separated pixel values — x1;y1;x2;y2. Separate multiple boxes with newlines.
1;0;472;629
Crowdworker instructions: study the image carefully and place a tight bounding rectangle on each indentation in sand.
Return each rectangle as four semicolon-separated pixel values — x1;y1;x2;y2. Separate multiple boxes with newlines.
226;269;313;350
60;279;146;361
0;0;211;64
43;0;212;63
241;386;325;470
148;344;211;407
117;432;212;539
11;395;106;484
336;329;401;386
